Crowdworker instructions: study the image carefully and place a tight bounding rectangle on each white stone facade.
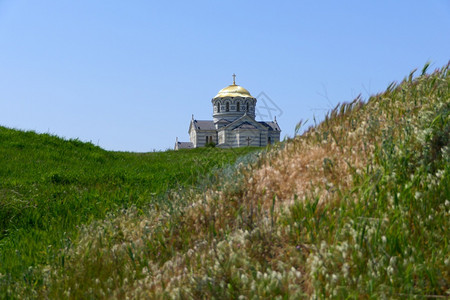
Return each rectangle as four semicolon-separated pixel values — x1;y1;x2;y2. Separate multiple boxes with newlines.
175;78;281;149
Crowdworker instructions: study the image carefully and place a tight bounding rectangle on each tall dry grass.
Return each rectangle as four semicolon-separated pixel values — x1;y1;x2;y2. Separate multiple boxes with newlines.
43;63;449;299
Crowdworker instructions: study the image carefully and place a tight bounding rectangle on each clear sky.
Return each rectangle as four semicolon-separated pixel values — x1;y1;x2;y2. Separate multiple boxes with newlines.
1;1;449;152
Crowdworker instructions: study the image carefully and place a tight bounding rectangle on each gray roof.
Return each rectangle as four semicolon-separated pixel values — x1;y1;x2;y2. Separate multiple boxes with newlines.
193;120;216;131
259;121;281;131
233;122;259;130
216;119;231;125
176;142;194;149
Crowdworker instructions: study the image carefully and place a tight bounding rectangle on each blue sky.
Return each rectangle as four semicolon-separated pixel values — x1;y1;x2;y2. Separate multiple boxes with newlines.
1;1;449;151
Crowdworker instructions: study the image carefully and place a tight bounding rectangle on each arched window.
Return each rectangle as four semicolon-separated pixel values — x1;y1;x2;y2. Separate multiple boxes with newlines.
246;103;249;112
237;102;240;112
226;102;230;112
217;103;220;113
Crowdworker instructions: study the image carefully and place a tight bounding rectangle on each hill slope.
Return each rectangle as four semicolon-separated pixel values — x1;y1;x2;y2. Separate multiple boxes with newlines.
41;63;449;299
0;129;258;297
2;63;449;299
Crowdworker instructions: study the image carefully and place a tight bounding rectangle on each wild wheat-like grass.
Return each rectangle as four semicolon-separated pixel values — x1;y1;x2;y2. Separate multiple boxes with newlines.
43;63;449;299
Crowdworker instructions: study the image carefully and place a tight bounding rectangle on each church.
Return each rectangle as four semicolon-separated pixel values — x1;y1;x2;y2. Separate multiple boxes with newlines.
175;75;281;149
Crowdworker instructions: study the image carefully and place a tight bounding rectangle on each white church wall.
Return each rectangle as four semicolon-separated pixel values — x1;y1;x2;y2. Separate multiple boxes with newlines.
194;130;217;147
268;131;281;144
189;128;197;147
218;131;225;145
236;129;268;147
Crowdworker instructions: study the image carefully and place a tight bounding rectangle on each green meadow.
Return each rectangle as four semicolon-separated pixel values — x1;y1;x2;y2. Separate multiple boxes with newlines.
0;129;258;297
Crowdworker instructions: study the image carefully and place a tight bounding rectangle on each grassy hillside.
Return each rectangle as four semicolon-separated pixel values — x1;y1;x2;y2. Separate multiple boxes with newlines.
0;129;258;297
32;63;448;299
1;63;449;299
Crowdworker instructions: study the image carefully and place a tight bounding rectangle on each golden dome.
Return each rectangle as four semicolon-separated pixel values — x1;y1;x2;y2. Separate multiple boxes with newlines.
214;84;253;98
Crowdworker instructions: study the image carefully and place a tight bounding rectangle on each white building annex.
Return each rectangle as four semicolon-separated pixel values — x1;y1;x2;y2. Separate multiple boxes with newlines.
175;75;281;150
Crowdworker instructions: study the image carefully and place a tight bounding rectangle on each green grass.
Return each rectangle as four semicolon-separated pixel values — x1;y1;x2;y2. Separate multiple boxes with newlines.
38;64;447;299
1;63;449;299
0;127;258;297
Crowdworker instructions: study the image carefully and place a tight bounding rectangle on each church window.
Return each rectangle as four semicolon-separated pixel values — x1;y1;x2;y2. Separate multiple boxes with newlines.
237;102;240;111
217;103;220;113
226;102;230;112
268;136;272;145
246;103;249;111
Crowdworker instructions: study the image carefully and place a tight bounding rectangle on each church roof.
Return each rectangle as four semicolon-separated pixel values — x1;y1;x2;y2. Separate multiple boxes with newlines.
214;84;254;98
219;114;267;132
259;121;281;131
176;141;194;149
216;119;231;124
232;122;259;130
193;120;216;131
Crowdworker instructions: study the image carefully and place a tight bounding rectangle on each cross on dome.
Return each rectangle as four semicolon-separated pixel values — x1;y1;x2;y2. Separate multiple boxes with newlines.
232;73;236;85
